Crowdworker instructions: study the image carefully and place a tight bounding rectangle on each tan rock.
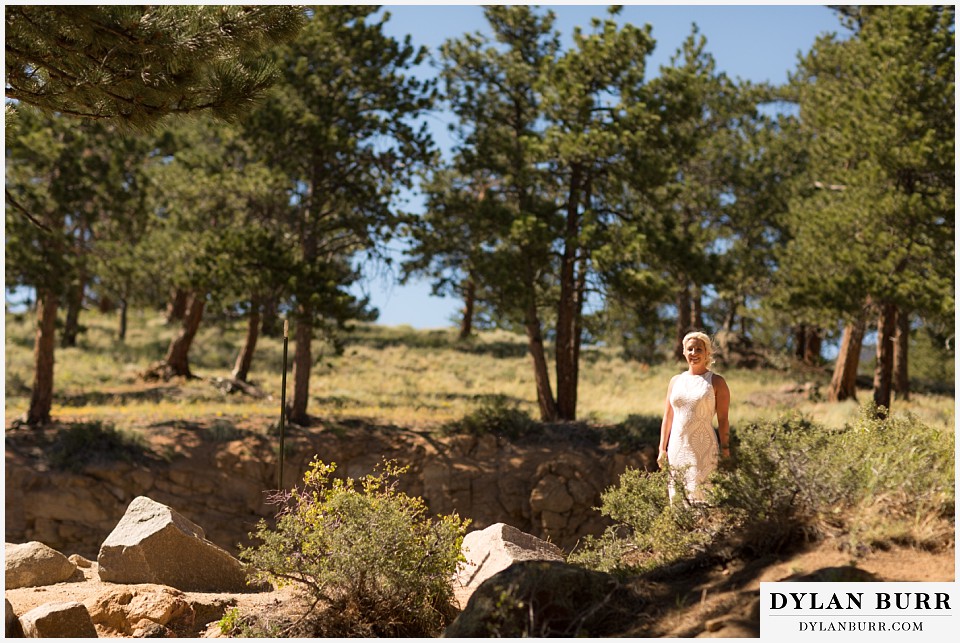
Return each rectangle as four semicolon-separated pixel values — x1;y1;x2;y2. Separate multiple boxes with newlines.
86;585;194;636
455;523;564;599
530;475;574;514
5;541;78;589
69;554;94;568
97;496;249;592
19;601;98;638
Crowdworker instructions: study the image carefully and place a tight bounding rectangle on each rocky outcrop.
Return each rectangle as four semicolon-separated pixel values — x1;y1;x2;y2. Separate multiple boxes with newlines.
18;601;98;638
86;585;197;637
5;423;653;558
455;523;564;600
445;560;647;637
97;496;249;592
5;541;79;589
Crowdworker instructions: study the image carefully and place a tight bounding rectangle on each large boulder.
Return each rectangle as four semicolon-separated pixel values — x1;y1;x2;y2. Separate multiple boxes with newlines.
455;523;564;595
18;601;98;638
97;496;249;592
5;541;79;589
445;560;646;637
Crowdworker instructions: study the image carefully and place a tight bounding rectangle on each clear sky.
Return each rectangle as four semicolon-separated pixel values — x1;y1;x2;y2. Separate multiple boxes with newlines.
353;3;845;329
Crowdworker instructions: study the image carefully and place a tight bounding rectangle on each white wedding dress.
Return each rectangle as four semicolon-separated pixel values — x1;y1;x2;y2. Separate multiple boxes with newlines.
667;370;719;503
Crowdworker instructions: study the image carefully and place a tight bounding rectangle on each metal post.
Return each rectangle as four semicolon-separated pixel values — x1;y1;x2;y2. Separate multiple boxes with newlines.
278;319;288;489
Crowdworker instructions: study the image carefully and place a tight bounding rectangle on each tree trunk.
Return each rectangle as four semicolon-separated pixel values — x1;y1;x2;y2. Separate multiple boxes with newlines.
828;315;866;402
98;294;115;313
232;299;262;382
524;298;557;422
872;301;898;412
794;324;807;361
289;305;312;425
165;288;188;324
162;292;206;378
261;295;282;338
804;327;822;365
692;284;704;330
118;299;128;342
24;288;58;426
555;165;582;422
893;309;910;401
674;282;692;361
459;276;475;340
61;276;85;348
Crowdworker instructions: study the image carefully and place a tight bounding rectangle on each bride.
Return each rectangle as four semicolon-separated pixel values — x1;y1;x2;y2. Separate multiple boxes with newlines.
657;331;731;503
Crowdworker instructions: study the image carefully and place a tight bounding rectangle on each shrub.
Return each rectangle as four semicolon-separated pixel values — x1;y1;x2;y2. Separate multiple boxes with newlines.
217;607;288;638
239;459;469;637
605;414;663;451
569;467;711;574
47;422;151;472
714;405;954;553
574;405;954;573
440;394;539;440
832;403;955;549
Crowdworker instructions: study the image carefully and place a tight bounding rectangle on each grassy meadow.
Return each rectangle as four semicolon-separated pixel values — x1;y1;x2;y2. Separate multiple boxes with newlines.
4;308;954;436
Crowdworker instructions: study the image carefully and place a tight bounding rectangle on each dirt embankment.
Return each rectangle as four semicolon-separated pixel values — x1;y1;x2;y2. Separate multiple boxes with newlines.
5;421;654;559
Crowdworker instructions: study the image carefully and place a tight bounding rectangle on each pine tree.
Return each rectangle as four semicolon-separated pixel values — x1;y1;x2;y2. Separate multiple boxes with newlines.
5;5;304;129
243;6;436;425
783;5;954;410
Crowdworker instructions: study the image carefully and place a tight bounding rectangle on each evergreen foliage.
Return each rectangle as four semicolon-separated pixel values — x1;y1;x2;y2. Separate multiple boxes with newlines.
4;6;953;425
5;5;305;129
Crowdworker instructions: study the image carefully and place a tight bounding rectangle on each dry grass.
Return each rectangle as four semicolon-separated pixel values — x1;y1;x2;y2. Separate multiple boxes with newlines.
4;309;954;434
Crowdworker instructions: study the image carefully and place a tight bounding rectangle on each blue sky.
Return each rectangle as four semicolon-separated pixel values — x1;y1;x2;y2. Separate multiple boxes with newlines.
354;3;845;329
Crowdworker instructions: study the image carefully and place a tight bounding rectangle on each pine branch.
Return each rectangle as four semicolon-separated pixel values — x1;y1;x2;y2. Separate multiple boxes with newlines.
5;189;54;233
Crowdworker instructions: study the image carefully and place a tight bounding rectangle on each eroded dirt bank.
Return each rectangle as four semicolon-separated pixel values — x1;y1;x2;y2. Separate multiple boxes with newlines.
5;421;654;559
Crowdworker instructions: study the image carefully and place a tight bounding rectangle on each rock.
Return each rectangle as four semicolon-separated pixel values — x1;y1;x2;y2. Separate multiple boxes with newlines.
455;523;564;595
5;541;79;589
445;560;646;637
85;585;195;637
18;601;98;638
69;554;94;568
97;496;249;592
6;598;24;637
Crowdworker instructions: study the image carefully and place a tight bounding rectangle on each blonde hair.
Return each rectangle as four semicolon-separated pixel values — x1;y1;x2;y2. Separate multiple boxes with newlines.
682;331;715;368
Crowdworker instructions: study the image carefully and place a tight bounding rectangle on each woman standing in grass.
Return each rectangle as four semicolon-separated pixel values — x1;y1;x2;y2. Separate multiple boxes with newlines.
657;331;731;503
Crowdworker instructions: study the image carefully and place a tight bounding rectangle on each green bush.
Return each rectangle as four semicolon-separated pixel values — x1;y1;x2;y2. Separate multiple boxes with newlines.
239;459;469;637
714;404;954;552
440;394;539;440
48;422;151;472
217;607;287;638
574;405;954;573
569;467;711;574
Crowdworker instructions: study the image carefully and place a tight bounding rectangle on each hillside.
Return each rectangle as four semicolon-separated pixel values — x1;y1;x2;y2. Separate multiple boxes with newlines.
5;309;954;433
5;309;955;637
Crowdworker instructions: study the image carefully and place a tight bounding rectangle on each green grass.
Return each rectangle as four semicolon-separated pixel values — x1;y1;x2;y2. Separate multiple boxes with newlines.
4;309;954;436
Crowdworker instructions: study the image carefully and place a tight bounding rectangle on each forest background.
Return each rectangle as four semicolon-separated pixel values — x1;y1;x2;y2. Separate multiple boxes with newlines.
4;4;955;430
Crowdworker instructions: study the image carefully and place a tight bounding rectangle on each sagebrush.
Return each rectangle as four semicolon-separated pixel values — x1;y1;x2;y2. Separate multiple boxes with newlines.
237;459;469;637
573;405;955;573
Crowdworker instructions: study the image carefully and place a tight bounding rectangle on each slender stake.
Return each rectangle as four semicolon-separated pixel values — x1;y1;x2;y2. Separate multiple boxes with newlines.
278;319;288;489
